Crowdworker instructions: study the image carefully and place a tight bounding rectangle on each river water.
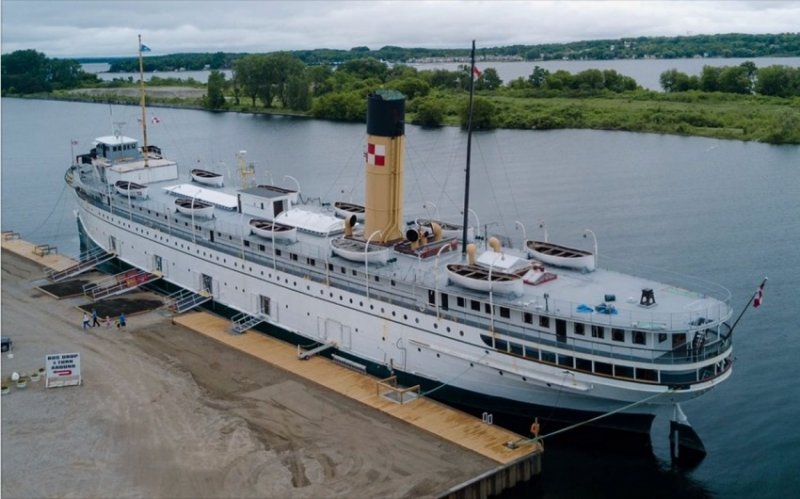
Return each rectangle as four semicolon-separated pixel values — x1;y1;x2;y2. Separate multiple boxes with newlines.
2;97;799;498
84;57;800;91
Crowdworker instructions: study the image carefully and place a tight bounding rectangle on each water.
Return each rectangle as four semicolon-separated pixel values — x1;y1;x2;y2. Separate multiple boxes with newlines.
2;98;799;497
83;57;800;90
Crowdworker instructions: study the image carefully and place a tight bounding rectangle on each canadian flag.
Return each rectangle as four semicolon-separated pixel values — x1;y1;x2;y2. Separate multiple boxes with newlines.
753;279;767;308
472;66;482;78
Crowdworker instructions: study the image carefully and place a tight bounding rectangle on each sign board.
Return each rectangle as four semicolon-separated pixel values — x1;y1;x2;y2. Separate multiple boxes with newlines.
46;352;82;388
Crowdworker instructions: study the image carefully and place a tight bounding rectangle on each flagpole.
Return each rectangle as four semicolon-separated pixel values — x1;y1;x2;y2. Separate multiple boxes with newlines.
460;40;476;255
138;34;149;168
726;277;768;337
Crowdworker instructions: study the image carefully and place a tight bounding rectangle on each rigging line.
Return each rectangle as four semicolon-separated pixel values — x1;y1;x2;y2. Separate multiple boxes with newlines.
28;183;69;237
419;351;490;397
512;388;676;447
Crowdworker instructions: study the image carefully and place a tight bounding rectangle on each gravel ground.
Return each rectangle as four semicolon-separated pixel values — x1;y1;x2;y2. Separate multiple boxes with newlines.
1;250;493;498
68;86;206;99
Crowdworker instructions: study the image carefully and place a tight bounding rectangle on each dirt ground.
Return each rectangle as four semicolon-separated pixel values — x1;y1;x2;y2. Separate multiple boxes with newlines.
1;251;494;498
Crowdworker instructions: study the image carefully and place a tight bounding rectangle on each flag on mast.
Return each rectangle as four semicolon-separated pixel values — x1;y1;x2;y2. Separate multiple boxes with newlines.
472;66;482;78
753;279;767;308
140;44;152;52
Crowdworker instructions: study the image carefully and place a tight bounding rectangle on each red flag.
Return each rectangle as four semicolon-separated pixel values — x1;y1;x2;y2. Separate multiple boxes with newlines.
472;66;482;78
753;279;767;308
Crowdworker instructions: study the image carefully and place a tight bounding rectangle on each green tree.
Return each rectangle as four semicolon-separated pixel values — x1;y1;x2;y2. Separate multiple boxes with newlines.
412;97;445;127
718;65;752;94
387;77;430;100
285;73;312;111
460;96;495;130
311;91;366;121
756;65;799;97
700;65;722;92
476;67;502;91
2;49;52;94
205;70;227;110
337;58;388;81
660;69;692;92
528;66;549;88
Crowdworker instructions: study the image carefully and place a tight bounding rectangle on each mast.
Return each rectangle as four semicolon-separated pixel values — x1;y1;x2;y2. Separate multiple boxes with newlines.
138;34;149;167
461;40;476;254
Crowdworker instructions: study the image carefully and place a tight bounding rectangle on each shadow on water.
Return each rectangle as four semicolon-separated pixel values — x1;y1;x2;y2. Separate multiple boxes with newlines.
447;406;713;499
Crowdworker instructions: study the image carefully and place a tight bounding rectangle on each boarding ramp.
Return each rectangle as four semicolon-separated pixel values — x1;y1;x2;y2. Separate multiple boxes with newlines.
84;268;161;301
163;288;213;314
297;340;337;360
230;311;265;334
46;247;115;282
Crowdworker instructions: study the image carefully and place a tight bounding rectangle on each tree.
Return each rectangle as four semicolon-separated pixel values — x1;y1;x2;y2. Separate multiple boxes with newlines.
756;65;798;97
528;66;549;88
412;97;445;127
718;65;752;94
460;96;495;130
205;70;227;110
476;67;502;91
660;69;693;92
285;74;312;111
387;77;430;100
337;58;388;81
700;65;722;92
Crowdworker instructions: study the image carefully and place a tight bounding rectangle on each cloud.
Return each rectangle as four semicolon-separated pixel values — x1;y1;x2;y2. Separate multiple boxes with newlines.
2;0;799;58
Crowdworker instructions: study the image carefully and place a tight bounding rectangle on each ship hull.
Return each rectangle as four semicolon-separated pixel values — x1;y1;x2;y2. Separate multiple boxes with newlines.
74;196;716;432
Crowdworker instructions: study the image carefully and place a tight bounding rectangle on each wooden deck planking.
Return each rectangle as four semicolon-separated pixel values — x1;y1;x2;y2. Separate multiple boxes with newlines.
1;238;76;270
174;311;541;464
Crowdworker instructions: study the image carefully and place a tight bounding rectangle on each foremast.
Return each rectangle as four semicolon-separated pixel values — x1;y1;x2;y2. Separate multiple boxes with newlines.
138;34;150;168
461;40;477;254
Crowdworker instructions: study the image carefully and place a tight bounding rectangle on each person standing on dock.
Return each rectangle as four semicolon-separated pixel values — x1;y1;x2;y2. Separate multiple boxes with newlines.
91;309;100;327
82;312;90;330
118;313;126;329
105;315;112;328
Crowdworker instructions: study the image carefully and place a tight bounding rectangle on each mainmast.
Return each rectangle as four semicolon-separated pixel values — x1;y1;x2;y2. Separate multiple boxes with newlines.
460;40;477;254
138;34;149;167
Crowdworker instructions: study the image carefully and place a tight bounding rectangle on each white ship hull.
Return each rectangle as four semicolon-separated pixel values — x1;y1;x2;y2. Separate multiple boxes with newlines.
75;198;726;419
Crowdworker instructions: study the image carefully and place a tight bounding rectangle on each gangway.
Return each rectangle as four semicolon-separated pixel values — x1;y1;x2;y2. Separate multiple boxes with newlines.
84;268;161;301
47;247;115;282
163;288;212;314
297;340;337;360
230;312;264;334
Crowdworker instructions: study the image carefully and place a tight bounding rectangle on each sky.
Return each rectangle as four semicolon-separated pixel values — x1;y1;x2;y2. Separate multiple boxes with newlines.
2;0;799;58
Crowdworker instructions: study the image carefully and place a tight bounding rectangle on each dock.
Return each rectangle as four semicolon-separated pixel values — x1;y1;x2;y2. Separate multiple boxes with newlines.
2;234;542;497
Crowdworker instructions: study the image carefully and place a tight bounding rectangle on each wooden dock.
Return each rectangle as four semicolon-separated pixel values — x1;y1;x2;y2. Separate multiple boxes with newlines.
175;312;542;468
1;233;76;270
3;233;542;497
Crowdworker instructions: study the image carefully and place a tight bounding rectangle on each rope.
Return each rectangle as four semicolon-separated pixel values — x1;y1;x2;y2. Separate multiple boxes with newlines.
511;388;676;447
419;351;490;397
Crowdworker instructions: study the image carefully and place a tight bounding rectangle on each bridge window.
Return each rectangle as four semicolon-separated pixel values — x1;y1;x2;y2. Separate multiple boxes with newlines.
471;300;480;311
591;325;605;339
499;307;510;319
457;296;465;308
633;331;646;345
612;328;625;342
574;322;585;335
523;312;533;324
539;316;550;328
